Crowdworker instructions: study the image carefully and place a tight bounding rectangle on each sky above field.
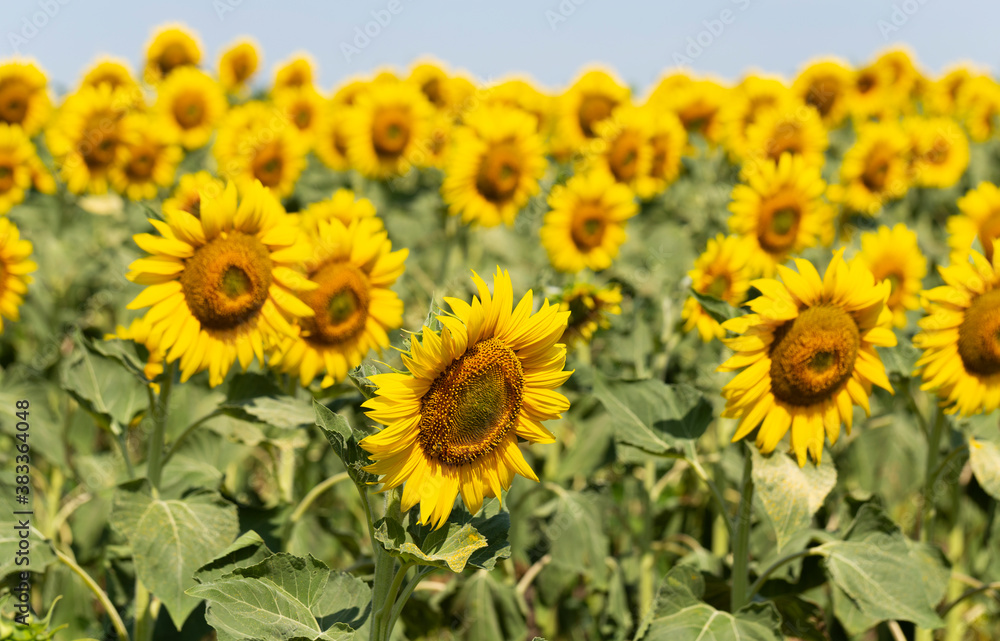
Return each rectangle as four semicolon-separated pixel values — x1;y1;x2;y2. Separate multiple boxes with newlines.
3;0;997;93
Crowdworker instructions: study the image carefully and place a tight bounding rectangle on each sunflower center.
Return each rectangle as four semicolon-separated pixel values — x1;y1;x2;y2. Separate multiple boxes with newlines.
300;261;370;346
422;78;445;107
126;148;156;180
372;107;411;158
705;274;729;299
609;130;642;182
231;56;251;83
862;147;893;193
571;204;608;250
0;164;13;192
476;142;522;203
806;78;837;116
857;72;876;94
925;139;949;165
158;42;191;76
81;122;119;170
294;106;312;129
173;92;206;129
252;142;285;187
766;122;804;160
650;134;674;178
417;337;524;466
769;305;860;406
0;81;30;125
957;289;1000;376
758;204;801;253
578;94;615;138
180;232;273;330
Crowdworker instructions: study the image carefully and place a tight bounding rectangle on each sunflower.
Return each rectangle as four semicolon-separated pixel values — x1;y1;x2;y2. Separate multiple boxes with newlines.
156;67;227;150
79;59;141;104
359;268;571;528
955;76;1000;143
728;153;834;276
925;65;975;117
214;101;308;197
905;117;969;189
313;105;351;171
297;188;382;231
342;81;433;179
274;85;326;146
121;181;316;387
948;182;1000;264
719;250;896;465
273;54;314;92
831;121;911;215
407;60;475;116
556;282;622;347
855;224;926;329
218;40;260;93
682;234;754;342
637;109;687;200
0;123;42;214
578;105;653;194
143;24;201;83
655;78;729;146
540;171;638;273
109;113;183;201
0;60;52;136
479;77;553;137
848;63;894;121
873;48;924;111
792;59;853;127
0;218;36;334
332;77;372;108
163;171;224;216
742;101;828;175
442;106;547;228
551;69;630;159
269;212;407;387
914;246;1000;416
720;77;794;161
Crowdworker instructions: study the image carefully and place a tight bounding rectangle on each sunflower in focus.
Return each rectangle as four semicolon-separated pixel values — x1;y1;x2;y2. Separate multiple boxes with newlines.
905;117;969;189
728;153;834;276
109;113;183;201
270;208;407;387
79;59;140;105
556;282;622;348
218;40;260;94
359;268;571;528
831;122;910;215
343;81;433;179
144;25;201;83
578;105;652;194
914;245;1000;416
792;59;852;127
742;101;828;173
163;171;223;216
156;67;227;150
682;234;754;342
856;224;926;329
0;218;36;334
214;101;308;197
274;85;326;146
955;76;1000;143
0;60;52;136
948;182;1000;264
540;172;638;273
720;76;793;161
121;181;316;387
442;106;546;228
552;69;630;159
0;123;46;214
273;54;314;92
719;250;895;465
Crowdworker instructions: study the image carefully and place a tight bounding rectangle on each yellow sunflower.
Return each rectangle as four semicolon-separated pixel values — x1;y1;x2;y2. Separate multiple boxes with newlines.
873;48;924;112
948;182;1000;264
925;65;976;117
855;223;926;329
848;63;894;121
914;245;1000;416
655;78;730;146
719;250;896;466
109;113;183;201
79;59;141;106
0;123;42;214
273;54;314;92
905;117;969;189
120;181;316;387
831;121;911;215
579;105;653;194
479;77;554;138
407;59;475;116
442;105;547;228
156;67;227;150
792;59;853;127
143;24;201;83
551;69;630;159
556;282;622;348
955;76;1000;143
540;171;638;273
0;218;36;334
682;234;754;342
269;213;407;387
273;85;326;147
218;40;260;94
720;76;794;161
296;188;382;231
163;171;224;217
728;153;834;276
313;105;351;172
359;268;571;529
637;109;687;200
342;81;433;179
214;101;308;198
0;60;52;136
742;101;828;175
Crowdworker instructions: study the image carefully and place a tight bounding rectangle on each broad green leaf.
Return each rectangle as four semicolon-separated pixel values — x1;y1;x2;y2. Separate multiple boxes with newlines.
60;341;147;429
194;531;273;585
109;479;239;628
751;448;836;552
691;290;736;324
222;374;315;429
454;570;527;641
969;437;1000;500
313;401;378;485
187;553;370;641
880;338;920;378
537;489;610;591
636;566;782;641
592;371;712;455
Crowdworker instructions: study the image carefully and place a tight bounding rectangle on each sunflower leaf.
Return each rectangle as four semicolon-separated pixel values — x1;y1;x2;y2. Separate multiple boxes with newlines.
59;338;148;431
969;437;1000;500
879;338;920;378
751;448;836;553
690;290;736;324
453;570;528;641
220;373;315;429
313;400;378;485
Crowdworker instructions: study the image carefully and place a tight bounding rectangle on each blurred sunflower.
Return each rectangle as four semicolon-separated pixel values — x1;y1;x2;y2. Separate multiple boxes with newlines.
856;224;926;328
637;110;687;199
274;85;326;146
720;76;793;161
480;77;553;137
925;65;975;117
580;105;652;194
0;123;45;214
79;58;141;104
360;268;571;529
214;101;308;197
848;62;893;121
0;217;36;334
792;59;852;127
156;67;227;150
719;250;896;466
273;54;314;92
551;69;630;159
270;211;407;387
728;153;834;276
873;48;925;110
343;81;433;179
657;78;729;146
143;24;201;83
831;121;910;215
109;113;183;201
407;60;475;116
682;234;754;342
314;105;351;172
949;181;1000;264
905;117;969;189
218;40;260;94
540;171;638;273
556;282;622;348
742;101;828;173
163;170;223;216
0;60;52;136
955;76;1000;143
442;106;547;228
123;181;316;387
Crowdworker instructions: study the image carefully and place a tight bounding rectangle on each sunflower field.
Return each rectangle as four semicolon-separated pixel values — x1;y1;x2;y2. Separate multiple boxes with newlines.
0;23;999;641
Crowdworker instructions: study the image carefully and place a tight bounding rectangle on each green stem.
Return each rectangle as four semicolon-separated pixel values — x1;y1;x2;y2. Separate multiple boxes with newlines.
289;471;351;524
731;448;754;612
918;407;946;542
133;579;152;641
385;567;433;638
686;454;734;539
940;581;1000;616
376;561;414;641
146;361;175;491
56;549;129;641
369;488;401;641
746;549;816;601
161;410;224;467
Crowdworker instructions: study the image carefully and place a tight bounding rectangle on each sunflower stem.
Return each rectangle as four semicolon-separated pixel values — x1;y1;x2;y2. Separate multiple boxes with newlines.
731;447;754;612
146;361;174;492
369;487;401;641
918;406;946;542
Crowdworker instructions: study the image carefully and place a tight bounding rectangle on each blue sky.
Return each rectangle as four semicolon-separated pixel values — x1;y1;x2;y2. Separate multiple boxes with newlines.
3;0;997;93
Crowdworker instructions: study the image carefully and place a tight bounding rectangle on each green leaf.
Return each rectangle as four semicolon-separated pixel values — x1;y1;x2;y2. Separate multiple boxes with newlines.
880;338;919;378
537;489;610;591
636;566;782;641
751;448;836;552
109;479;239;628
592;371;712;455
969;437;1000;501
187;552;370;641
313;401;378;486
454;570;527;641
193;531;274;585
60;340;147;429
221;374;315;429
0;483;57;580
690;290;736;324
